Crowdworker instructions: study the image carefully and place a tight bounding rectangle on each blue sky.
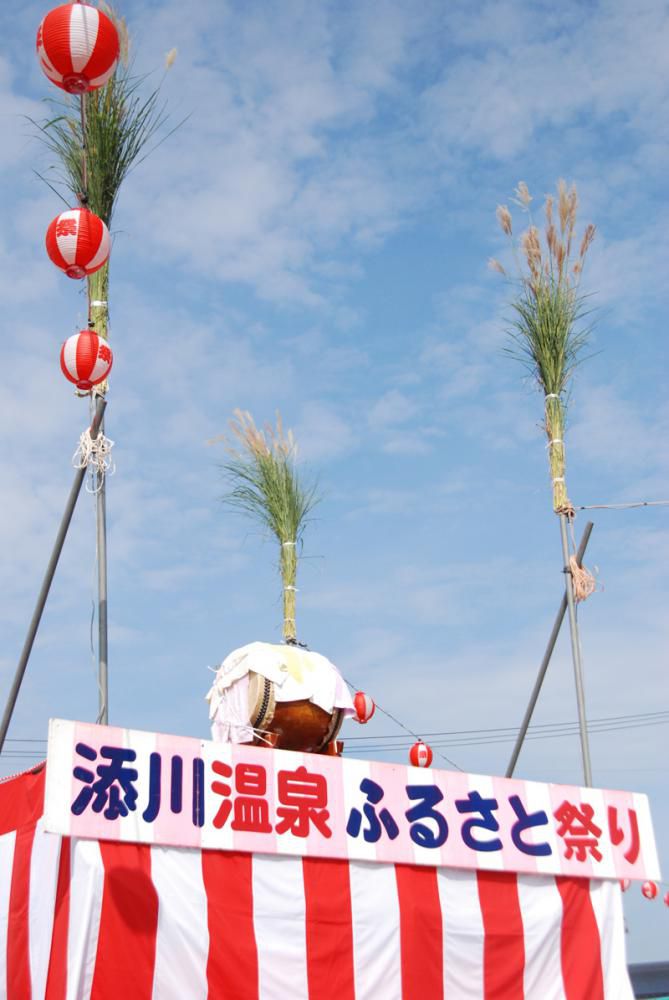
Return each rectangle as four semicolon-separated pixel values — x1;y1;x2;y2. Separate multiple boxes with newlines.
1;0;668;961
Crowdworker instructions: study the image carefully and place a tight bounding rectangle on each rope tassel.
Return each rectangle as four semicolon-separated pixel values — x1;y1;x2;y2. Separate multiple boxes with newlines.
73;427;115;492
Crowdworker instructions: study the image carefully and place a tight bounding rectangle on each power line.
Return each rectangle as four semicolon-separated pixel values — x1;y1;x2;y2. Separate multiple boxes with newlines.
345;715;669;753
344;708;669;742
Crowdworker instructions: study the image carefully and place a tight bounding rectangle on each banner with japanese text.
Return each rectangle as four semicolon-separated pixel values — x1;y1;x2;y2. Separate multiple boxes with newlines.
44;718;661;881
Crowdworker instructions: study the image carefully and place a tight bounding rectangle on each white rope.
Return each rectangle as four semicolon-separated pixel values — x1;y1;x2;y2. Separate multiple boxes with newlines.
282;540;296;548
73;428;115;494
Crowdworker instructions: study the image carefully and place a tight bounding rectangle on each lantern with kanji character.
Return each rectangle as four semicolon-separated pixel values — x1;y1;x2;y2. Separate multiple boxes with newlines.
60;330;113;391
36;3;120;95
206;642;355;755
46;209;110;279
353;691;375;724
641;880;658;900
409;740;433;768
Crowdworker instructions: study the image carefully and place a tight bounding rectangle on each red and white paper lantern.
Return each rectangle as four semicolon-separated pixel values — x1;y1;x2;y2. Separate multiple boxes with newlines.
353;692;375;724
641;880;658;900
60;330;113;390
46;209;110;279
664;891;669;907
409;740;433;768
619;878;631;892
36;3;120;94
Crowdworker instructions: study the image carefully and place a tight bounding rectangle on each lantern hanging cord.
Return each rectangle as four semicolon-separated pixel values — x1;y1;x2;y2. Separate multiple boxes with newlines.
73;427;115;493
575;499;669;511
78;93;88;204
78;91;92;326
342;674;463;771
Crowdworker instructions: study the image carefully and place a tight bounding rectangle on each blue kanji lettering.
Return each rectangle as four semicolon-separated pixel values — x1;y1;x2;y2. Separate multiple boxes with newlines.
346;778;399;843
509;794;551;856
171;756;183;814
71;744;138;820
455;790;502;852
405;785;448;848
192;757;205;828
142;752;162;823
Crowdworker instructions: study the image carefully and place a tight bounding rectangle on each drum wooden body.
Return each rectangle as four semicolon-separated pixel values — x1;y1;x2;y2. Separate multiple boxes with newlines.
248;672;344;753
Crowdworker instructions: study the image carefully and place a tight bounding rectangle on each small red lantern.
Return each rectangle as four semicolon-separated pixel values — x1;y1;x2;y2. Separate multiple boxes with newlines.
60;330;113;390
664;891;669;907
36;3;120;94
409;740;433;768
353;692;375;724
46;209;110;279
641;880;658;900
619;878;631;892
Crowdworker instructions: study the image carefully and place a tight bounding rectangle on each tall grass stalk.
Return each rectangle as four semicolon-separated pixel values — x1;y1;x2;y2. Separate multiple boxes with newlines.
218;410;319;643
491;181;595;512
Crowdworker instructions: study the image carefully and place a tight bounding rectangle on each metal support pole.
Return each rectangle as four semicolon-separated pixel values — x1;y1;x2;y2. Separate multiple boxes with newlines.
0;398;107;756
96;433;109;725
506;521;593;779
560;513;593;786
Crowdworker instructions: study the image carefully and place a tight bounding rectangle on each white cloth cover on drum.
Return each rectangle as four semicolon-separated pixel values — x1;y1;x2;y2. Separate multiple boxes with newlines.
209;672;255;744
206;641;355;744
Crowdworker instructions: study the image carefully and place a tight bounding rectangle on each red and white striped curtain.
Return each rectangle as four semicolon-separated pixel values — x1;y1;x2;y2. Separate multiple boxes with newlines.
1;769;633;999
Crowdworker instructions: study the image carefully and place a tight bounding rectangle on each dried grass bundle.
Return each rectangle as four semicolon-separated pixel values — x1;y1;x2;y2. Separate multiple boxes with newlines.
494;180;596;512
218;410;319;643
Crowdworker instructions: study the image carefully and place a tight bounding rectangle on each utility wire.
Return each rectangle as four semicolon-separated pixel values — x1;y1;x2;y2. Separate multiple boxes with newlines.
346;716;669;753
345;709;669;742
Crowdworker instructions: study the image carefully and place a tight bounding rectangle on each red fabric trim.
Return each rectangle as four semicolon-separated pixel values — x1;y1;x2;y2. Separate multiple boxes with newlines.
0;767;45;836
556;876;605;1000
202;850;259;999
303;857;356;1000
45;838;71;1000
90;842;158;1000
395;864;444;1000
477;871;525;1000
8;823;38;1000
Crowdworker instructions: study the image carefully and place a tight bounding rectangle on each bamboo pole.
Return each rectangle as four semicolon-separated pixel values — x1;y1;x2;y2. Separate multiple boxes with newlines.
0;398;107;756
560;513;593;786
505;522;593;778
96;440;109;725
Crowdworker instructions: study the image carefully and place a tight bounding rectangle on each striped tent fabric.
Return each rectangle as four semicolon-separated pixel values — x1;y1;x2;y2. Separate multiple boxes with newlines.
0;767;634;1000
